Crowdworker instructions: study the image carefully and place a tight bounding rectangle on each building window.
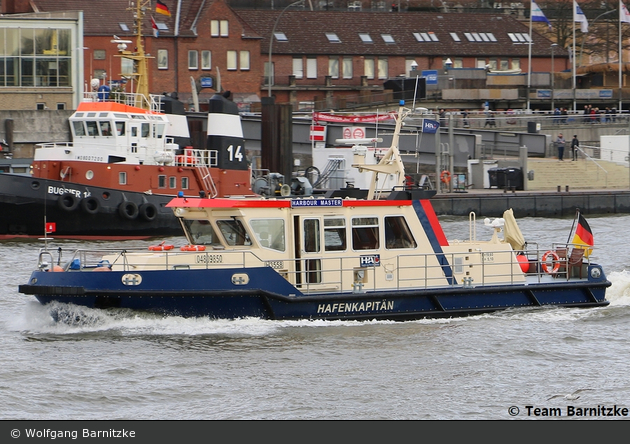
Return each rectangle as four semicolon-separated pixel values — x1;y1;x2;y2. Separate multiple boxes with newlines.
377;58;388;79
293;58;303;79
227;50;237;70
476;58;486;68
201;50;211;70
56;103;65;110
328;57;339;79
364;58;375;79
500;59;509;70
188;50;198;70
240;51;250;71
325;32;341;43
488;59;498;70
264;61;273;86
454;58;463;68
211;20;228;37
93;50;106;60
211;20;219;37
157;49;168;69
220;20;229;37
359;32;373;43
511;58;521;70
342;57;353;79
306;58;317;79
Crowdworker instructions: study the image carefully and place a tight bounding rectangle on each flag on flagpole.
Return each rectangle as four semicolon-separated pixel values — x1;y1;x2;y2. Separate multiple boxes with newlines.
571;212;594;256
531;0;552;29
156;0;171;17
574;0;589;33
151;16;159;37
621;1;630;24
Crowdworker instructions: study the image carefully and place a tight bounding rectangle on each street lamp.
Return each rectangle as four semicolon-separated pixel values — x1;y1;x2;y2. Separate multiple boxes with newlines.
267;0;305;97
551;43;558;111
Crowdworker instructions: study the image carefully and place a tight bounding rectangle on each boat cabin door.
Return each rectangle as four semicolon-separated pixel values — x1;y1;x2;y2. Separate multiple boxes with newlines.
128;121;150;155
294;216;322;288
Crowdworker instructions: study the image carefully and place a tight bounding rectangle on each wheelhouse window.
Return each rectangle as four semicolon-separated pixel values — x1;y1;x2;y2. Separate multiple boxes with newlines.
250;218;285;251
384;216;417;249
183;220;221;246
324;217;346;251
217;219;251;246
72;121;86;136
352;217;379;250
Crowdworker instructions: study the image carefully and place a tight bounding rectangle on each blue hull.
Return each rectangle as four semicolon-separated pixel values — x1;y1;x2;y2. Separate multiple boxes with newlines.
20;266;611;321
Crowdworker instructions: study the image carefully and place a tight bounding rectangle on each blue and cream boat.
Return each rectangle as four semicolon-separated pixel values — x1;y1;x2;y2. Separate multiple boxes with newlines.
19;102;611;321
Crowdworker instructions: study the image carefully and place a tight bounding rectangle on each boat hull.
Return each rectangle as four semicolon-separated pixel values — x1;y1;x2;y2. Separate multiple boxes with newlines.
20;266;611;321
0;173;182;239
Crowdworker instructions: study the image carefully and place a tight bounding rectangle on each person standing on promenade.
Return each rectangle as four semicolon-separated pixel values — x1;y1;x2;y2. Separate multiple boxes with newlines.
571;135;580;161
555;133;566;161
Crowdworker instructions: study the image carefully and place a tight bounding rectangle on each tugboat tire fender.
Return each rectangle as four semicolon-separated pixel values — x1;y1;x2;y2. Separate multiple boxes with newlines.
139;203;158;221
118;201;139;220
81;196;100;215
58;194;80;211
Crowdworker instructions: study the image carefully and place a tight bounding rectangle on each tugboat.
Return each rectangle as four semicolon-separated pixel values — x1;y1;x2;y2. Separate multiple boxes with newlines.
19;101;611;321
0;1;251;240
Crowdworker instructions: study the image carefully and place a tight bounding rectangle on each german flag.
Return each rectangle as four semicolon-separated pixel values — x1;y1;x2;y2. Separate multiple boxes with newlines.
572;213;594;256
156;0;171;17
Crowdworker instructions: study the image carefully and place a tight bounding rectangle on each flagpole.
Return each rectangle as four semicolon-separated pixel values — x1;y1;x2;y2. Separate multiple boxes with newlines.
527;3;533;112
573;1;577;112
617;0;623;113
567;209;580;246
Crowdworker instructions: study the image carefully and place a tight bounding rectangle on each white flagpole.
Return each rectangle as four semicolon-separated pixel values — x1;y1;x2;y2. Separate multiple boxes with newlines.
573;1;577;112
528;2;533;111
617;0;623;113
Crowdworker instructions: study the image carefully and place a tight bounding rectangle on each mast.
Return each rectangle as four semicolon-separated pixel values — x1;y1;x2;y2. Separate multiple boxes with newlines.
115;0;152;109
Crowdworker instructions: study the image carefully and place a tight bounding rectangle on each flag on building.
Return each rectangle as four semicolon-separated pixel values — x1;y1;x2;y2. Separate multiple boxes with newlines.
151;16;159;37
156;0;171;17
531;0;551;30
571;212;594;256
621;1;630;24
574;0;589;33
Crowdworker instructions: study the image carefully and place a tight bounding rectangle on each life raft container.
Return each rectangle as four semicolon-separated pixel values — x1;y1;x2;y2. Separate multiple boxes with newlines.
148;241;174;251
541;250;560;274
180;245;206;252
440;170;451;183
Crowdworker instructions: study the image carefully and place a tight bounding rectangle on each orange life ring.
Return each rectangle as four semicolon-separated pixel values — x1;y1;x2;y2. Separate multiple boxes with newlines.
541;250;560;274
180;245;206;252
149;241;174;251
440;170;451;183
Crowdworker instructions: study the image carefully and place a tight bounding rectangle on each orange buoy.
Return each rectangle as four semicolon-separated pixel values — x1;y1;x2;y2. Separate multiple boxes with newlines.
440;170;451;183
516;255;530;273
52;265;65;272
180;245;206;252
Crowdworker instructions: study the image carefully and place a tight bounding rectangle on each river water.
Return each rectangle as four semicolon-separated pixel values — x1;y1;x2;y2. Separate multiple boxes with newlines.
1;214;630;420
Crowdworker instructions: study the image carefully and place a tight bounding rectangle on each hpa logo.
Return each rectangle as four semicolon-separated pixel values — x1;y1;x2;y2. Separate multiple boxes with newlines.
360;255;381;267
422;119;439;134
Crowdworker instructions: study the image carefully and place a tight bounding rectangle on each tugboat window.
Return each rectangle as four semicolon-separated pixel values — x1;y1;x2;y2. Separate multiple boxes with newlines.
115;121;125;136
352;217;379;250
250;219;285;251
217;219;251;246
324;217;346;251
158;175;166;188
86;121;99;136
181;177;189;189
72;121;86;136
384;216;417;249
303;219;321;253
119;172;127;185
141;123;150;138
183;220;219;246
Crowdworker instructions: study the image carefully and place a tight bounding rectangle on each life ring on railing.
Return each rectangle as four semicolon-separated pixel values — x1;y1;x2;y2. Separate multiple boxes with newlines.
541;250;560;274
180;245;206;252
149;241;174;251
440;170;451;183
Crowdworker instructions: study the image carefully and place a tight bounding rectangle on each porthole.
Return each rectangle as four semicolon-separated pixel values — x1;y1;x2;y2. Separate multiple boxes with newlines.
86;170;94;180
